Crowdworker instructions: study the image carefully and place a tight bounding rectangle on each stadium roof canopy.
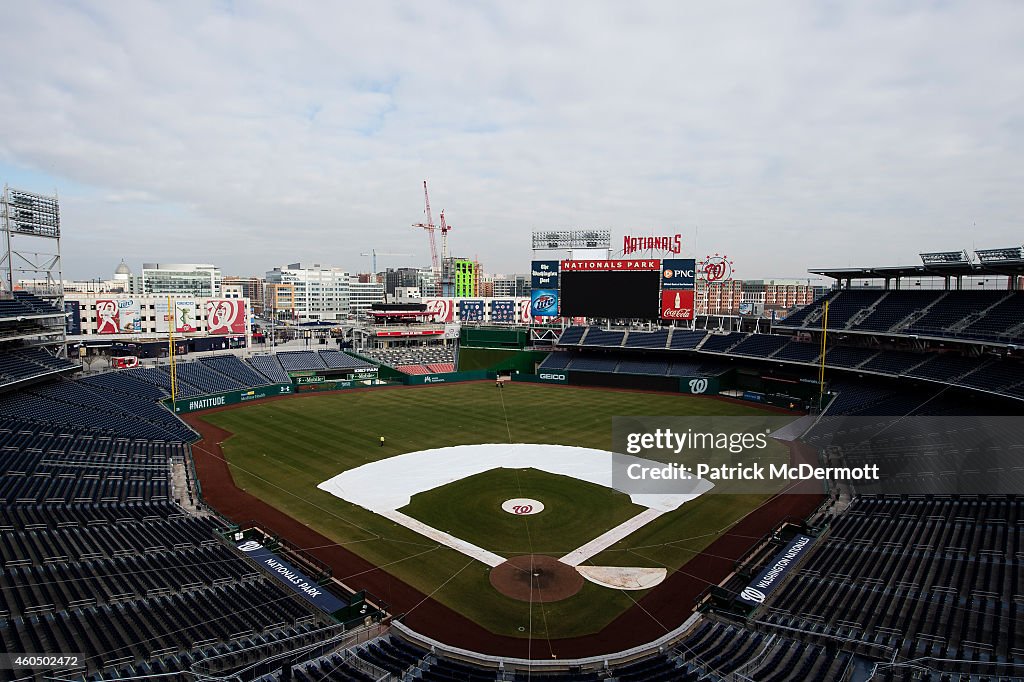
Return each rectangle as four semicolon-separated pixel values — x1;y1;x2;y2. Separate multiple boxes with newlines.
810;263;1024;280
810;246;1024;282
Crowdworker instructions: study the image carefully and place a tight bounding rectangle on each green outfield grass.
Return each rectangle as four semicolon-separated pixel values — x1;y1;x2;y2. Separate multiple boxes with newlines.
200;382;792;638
400;467;644;557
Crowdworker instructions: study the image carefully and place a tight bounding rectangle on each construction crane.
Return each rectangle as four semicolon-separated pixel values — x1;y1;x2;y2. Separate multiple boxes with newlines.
359;249;411;274
412;180;439;279
438;209;453;274
412;180;456;295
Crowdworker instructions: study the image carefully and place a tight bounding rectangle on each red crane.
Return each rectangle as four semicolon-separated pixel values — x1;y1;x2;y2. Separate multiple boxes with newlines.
412;180;454;296
412;180;438;274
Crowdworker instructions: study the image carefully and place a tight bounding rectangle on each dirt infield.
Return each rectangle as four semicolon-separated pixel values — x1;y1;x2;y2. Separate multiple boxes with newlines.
185;388;824;658
489;555;585;602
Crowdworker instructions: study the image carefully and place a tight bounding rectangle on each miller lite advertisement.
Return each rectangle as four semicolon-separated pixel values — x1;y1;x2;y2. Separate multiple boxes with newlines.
661;289;694;320
531;289;559;317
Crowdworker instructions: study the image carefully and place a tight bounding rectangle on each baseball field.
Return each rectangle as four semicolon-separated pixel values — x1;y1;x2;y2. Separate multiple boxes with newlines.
194;382;799;640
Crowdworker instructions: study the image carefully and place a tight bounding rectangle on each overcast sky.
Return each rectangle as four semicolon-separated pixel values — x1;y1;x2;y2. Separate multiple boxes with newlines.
0;1;1021;281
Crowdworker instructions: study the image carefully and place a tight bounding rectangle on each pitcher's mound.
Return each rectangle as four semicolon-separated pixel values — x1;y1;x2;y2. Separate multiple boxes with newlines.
489;555;584;602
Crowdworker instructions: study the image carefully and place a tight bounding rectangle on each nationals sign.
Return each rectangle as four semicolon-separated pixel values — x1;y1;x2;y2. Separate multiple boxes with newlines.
206;299;246;335
622;234;683;256
560;259;660;271
700;253;735;282
661;290;695;320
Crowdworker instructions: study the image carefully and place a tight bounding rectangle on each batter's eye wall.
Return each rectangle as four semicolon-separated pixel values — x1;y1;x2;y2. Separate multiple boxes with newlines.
569;368;680;393
559;271;661;319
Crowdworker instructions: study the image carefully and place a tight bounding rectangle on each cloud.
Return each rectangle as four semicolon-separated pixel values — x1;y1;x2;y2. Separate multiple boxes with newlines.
0;0;1021;279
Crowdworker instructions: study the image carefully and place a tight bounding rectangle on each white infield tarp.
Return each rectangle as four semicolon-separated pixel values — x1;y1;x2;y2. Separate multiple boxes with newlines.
317;444;713;583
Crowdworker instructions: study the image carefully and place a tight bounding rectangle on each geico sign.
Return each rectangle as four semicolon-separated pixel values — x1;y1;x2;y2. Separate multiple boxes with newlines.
539;373;566;380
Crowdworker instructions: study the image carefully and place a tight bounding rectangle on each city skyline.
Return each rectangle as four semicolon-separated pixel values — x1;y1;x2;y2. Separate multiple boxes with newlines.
1;2;1022;280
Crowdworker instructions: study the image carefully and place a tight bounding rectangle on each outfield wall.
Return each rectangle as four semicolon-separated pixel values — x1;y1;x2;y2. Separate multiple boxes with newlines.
570;370;680;393
457;347;550;374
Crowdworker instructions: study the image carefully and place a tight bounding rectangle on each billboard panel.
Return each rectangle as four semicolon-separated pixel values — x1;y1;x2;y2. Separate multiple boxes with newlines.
95;299;120;334
735;534;815;606
236;540;347;613
490;299;516;323
531;289;559;317
559;270;660;320
155;299;199;333
423;298;455;323
661;259;696;289
560;259;660;272
530;260;560;289
64;301;81;336
458;299;485;322
661;289;695;321
206;299;247;335
116;299;143;334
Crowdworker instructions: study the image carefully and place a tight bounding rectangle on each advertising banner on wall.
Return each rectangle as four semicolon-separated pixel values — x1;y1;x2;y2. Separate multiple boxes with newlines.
458;299;485;322
64;301;81;335
490;299;516;323
516;297;533;323
206;299;247;335
155;299;199;333
95;299;143;334
95;299;120;334
560;259;661;271
735;534;815;606
530;289;559;317
660;259;696;289
531;260;560;288
661;289;695;321
235;540;347;613
423;298;455;323
118;299;143;334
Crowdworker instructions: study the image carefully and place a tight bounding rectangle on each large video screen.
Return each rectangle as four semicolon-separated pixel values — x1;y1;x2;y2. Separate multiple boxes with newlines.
559;270;661;319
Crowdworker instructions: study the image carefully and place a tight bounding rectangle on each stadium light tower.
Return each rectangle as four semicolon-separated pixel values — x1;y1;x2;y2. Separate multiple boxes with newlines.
0;185;68;358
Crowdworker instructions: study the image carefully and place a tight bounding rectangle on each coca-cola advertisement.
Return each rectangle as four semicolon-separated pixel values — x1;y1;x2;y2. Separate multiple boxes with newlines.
661;290;694;320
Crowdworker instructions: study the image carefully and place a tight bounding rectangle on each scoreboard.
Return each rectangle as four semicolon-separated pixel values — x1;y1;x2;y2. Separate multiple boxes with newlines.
538;258;696;321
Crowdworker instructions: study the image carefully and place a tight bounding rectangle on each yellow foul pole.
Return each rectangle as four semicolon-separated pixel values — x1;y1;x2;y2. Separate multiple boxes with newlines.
167;296;176;404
